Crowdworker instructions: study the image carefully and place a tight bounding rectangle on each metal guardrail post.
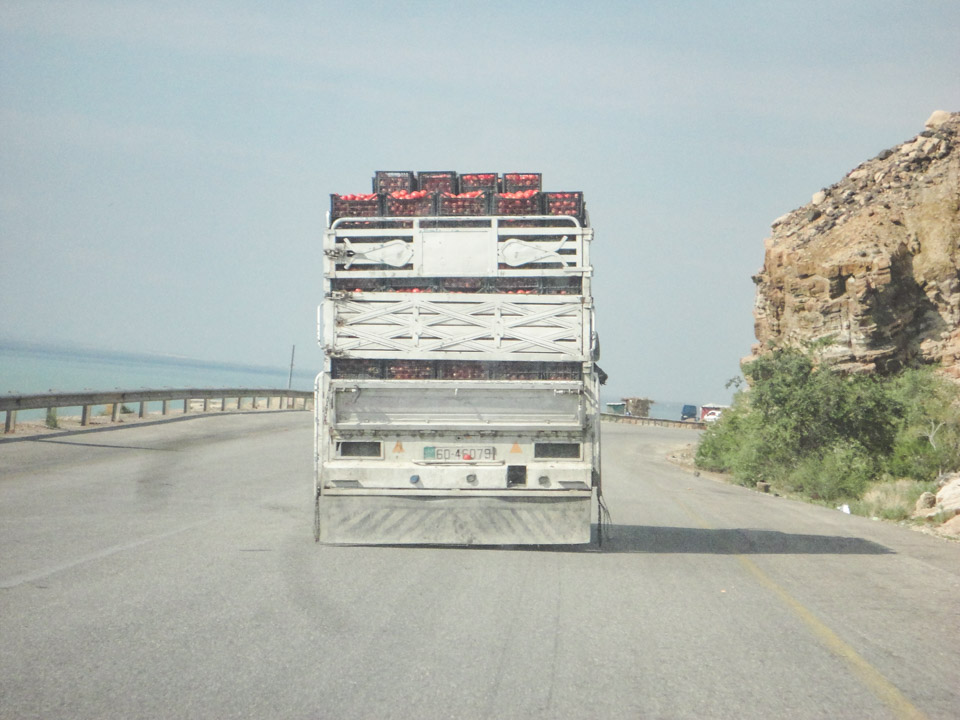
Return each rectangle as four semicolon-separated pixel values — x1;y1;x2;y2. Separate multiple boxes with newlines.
0;388;314;434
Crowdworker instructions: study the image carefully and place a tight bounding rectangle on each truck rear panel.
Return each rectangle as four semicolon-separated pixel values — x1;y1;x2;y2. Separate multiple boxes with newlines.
316;174;600;545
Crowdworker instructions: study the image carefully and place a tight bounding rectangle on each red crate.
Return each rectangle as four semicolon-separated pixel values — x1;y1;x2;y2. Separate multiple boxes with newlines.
459;173;499;193
543;191;584;220
502;173;542;192
438;191;490;216
492;191;542;215
373;171;416;194
330;193;382;220
383;190;437;216
417;171;457;193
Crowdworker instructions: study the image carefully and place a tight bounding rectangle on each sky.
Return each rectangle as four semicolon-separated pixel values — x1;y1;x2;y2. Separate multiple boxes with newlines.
1;0;958;406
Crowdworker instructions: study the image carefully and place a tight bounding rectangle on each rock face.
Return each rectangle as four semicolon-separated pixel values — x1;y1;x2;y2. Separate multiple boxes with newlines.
750;111;960;378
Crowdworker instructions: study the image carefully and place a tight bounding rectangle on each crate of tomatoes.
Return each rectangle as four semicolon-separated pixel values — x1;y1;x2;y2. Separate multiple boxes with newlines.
501;173;542;192
417;171;458;193
384;189;437;217
387;360;435;380
459;173;499;193
439;361;488;380
438;190;490;216
541;362;581;381
373;170;416;194
330;193;382;220
543;191;584;221
492;190;542;215
333;359;383;380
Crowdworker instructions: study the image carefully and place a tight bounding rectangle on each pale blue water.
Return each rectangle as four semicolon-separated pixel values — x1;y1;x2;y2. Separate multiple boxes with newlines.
3;339;690;422
0;340;318;421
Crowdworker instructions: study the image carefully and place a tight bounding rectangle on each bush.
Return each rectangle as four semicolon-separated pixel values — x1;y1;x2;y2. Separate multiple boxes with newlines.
785;440;875;502
694;348;960;503
850;478;938;520
884;368;960;480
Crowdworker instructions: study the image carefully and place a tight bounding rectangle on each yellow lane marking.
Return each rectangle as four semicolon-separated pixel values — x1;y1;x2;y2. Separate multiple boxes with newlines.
675;499;928;720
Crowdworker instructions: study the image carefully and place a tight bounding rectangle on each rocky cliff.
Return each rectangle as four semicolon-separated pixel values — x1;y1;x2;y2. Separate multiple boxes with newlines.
750;111;960;378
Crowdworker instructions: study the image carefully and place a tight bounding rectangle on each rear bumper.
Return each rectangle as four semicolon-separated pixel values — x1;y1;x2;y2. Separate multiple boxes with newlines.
317;490;592;545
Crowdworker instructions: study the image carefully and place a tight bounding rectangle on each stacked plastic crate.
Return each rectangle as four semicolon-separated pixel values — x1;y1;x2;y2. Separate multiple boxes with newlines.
330;171;585;223
327;170;588;383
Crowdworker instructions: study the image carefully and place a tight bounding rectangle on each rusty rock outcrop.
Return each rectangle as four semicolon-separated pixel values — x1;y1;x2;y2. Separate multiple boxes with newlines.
750;111;960;377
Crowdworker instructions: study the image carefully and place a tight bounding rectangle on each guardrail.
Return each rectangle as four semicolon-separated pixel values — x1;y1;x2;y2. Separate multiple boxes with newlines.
600;413;706;430
1;388;314;434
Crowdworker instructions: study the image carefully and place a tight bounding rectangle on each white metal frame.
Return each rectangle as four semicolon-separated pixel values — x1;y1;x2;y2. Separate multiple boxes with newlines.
315;213;600;545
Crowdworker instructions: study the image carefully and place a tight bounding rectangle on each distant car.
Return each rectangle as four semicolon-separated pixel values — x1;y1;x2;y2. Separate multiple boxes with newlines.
680;404;698;421
702;410;723;423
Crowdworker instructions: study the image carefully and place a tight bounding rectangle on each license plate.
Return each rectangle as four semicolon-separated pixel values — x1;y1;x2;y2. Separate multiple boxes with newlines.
424;446;496;461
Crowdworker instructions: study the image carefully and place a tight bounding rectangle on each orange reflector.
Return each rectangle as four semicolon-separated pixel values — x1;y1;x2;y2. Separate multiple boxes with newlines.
510;443;522;454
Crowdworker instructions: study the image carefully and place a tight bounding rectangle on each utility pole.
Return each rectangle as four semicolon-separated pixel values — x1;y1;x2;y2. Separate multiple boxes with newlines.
287;345;295;390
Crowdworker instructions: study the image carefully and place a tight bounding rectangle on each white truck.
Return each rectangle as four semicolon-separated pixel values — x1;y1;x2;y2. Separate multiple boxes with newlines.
314;171;604;545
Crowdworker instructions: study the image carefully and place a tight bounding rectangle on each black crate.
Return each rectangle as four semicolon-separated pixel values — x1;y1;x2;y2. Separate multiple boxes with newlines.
373;171;416;194
492;192;542;215
333;359;383;379
501;172;542;192
442;277;483;293
543;191;584;220
330;193;382;220
459;173;499;193
387;360;435;380
438;191;490;216
383;192;437;217
499;277;540;294
541;362;582;381
490;361;541;381
417;171;457;193
439;361;488;380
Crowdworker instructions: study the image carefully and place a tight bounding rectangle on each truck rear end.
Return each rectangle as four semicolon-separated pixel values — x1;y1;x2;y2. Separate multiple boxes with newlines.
315;172;601;545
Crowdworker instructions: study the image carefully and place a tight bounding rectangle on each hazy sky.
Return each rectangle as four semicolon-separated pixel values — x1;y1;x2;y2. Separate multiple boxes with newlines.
1;1;958;405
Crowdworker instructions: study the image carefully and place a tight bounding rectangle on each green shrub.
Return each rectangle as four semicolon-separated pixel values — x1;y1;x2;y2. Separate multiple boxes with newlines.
785;440;875;502
884;368;960;480
694;348;960;503
850;478;938;520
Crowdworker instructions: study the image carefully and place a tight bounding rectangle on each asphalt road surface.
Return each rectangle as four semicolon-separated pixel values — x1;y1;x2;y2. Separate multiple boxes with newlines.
1;413;958;719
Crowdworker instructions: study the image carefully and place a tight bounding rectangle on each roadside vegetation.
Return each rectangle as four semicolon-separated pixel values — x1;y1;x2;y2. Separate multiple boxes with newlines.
695;346;960;519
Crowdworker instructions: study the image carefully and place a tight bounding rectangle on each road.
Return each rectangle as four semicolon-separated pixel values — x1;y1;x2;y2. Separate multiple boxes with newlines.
1;414;958;719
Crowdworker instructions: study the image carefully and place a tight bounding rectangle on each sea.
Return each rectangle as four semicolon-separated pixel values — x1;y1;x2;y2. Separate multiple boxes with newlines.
0;339;319;422
1;338;690;423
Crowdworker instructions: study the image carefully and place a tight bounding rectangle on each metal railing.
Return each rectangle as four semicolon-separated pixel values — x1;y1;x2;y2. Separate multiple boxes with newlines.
1;388;314;434
600;412;705;430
